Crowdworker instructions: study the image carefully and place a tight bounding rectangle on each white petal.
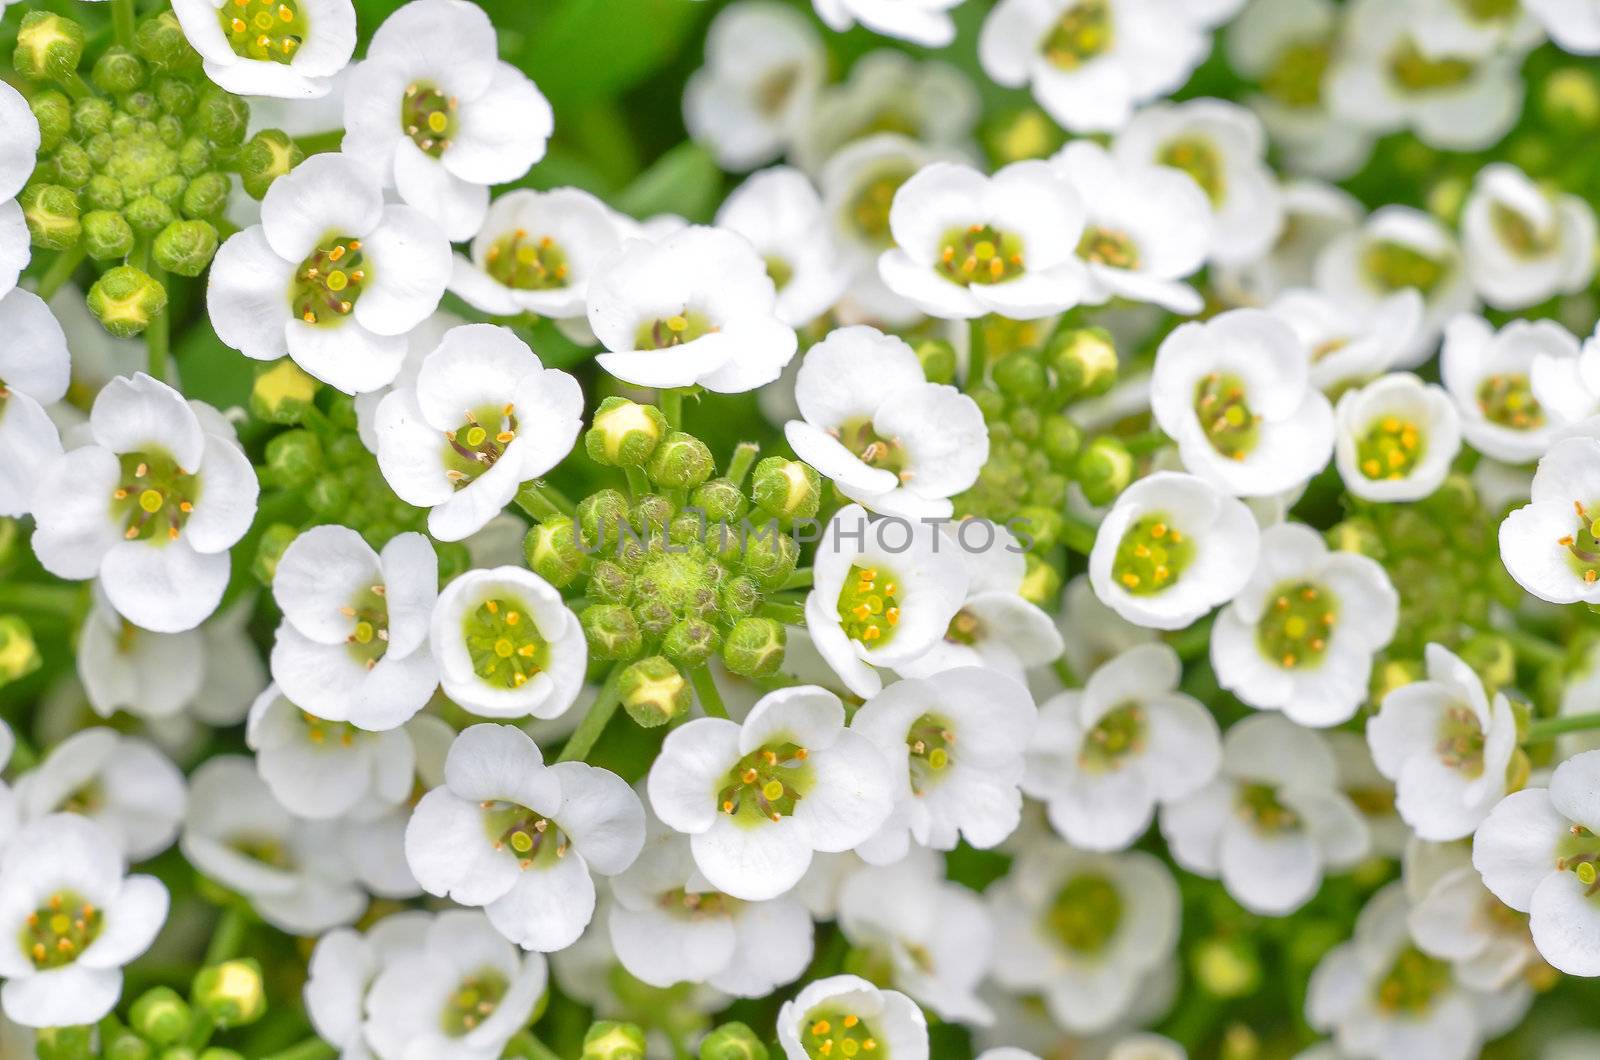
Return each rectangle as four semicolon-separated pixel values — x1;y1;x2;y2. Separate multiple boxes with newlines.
101;540;229;633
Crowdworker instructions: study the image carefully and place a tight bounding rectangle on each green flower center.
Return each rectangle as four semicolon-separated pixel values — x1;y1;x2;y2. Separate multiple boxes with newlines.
1560;500;1600;587
402;81;457;158
1237;783;1300;834
716;741;815;825
1477;372;1544;430
1434;704;1486;776
341;584;391;668
20;891;101;971
636;312;716;350
1374;945;1452;1014
1046;873;1123;955
1111;513;1194;596
1362;239;1448;294
291;234;368;327
1356;414;1425;481
444;402;520;490
659;888;738;919
440;969;508;1037
801;1007;882;1059
1078;703;1146;772
1490;202;1556;258
764;255;794;293
1043;0;1114;71
110;448;201;544
482;801;569;867
59;779;104;815
944;608;982;646
846;170;910;249
1256;581;1338;670
1460;0;1518;22
835;417;908;477
755;63;801;118
836;564;901;647
936;224;1026;285
301;710;361;747
228;833;293;870
1193;372;1260;460
1555;824;1600;897
1077;226;1141;269
1159;137;1226;207
486;229;570;291
906;713;955;794
1389;40;1475;92
461;595;549;690
218;0;307;64
1262;40;1331;108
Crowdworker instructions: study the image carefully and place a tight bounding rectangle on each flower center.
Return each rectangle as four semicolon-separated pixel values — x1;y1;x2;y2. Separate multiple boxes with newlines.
228;833;294;870
59;779;104;815
1459;0;1517;19
1361;239;1447;294
906;713;955;794
801;1008;880;1059
944;608;982;646
636;312;716;350
1111;513;1194;596
1042;0;1114;71
485;228;570;291
834;417;908;478
764;255;794;293
402;81;458;157
1555;824;1600;898
716;741;814;825
755;63;801;118
439;969;508;1038
659;888;738;919
300;710;359;747
217;0;307;64
847;170;909;249
20;892;101;971
1262;40;1331;108
1238;783;1300;834
1077;226;1141;269
1046;872;1123;955
110;449;200;544
936;224;1026;285
291;234;367;327
1193;372;1260;460
1257;581;1338;670
1558;500;1600;586
836;565;901;647
1374;945;1452;1014
1490;202;1556;258
1434;704;1486;777
1158;137;1226;207
1078;703;1146;772
481;801;568;868
1389;39;1475;92
444;403;520;490
461;595;548;689
1356;415;1425;481
341;583;391;669
1476;372;1544;430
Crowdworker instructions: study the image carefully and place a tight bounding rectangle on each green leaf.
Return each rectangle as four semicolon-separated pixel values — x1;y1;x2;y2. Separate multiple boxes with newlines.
514;0;708;109
612;141;723;223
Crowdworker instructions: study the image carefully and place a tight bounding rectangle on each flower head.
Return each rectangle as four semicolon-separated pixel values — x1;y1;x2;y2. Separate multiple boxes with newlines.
173;0;356;97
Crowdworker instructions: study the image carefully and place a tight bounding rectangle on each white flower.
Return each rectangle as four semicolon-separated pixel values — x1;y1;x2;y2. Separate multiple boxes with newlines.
1152;308;1335;497
1333;373;1462;503
588;225;799;394
608;823;813;997
1270;287;1423;395
0;289;68;516
31;374;258;633
1215;179;1361;306
245;684;415;819
1088;471;1261;631
1499;437;1600;605
792;51;979;175
1411;0;1543;59
0;815;167;1028
878;160;1088;321
1025;643;1220;852
1472;750;1600;977
13;729;186;862
989;843;1179;1034
1054;574;1159;682
1315;206;1476;367
375;324;583;542
1328;730;1408;859
405;723;644;951
804;504;969;697
1443;316;1576;464
0;81;37;295
342;0;552;240
716;167;848;328
1113;99;1284;267
785;326;987;519
683;1;825;171
979;0;1208;134
777;974;929;1060
647;685;893;902
1161;714;1369;915
851;666;1034;864
304;910;431;1057
1525;0;1600;53
1368;643;1517;842
429;566;585;719
813;0;963;46
363;909;549;1058
173;0;355;98
1409;859;1539;992
1212;523;1399;727
1461;163;1597;312
180;756;366;933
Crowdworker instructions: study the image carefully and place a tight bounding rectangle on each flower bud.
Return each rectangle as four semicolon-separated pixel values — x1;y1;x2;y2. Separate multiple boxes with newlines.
196;87;249;148
83;209;135;261
993;350;1047;400
578;489;631;548
264;429;323;489
0;616;42;688
238;129;302;200
1018;553;1061;606
1072;436;1133;507
647;430;714;489
191;959;266;1028
586;396;666;467
249;361;319;424
719;574;760;619
1048;326;1119;400
699;1022;769;1060
1192;937;1261;999
913;338;957;385
183;173;231;219
740;525;798;592
663;617;719;667
252;523;299;585
620;655;691;728
13;11;85;82
983;105;1067;165
156;77;197;118
691;477;747;524
30;90;72;152
723;617;785;678
124;194;175;235
134;10;201;71
1544;67;1600;129
21;183;81;249
583;604;643;660
1459;632;1515;695
131;986;192;1045
524;518;586;588
583;1021;647;1060
589;559;633;603
1041;414;1082;466
88;265;167;338
751;457;820;524
84;174;123;212
34;1026;94;1060
103;1025;153;1060
91;46;146;94
307;473;351;518
51;142;93;188
1016;504;1065;552
153;218;219;277
632;493;674;536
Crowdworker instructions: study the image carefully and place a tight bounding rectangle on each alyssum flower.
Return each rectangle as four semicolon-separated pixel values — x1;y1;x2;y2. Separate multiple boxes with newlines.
777;973;929;1060
1442;315;1577;465
811;0;963;47
1500;436;1600;605
173;0;356;97
244;684;416;820
715;167;848;329
1333;373;1462;503
13;728;187;862
1460;163;1597;313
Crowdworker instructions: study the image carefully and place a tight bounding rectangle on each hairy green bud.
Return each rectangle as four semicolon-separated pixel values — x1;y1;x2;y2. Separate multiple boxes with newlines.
589;559;632;603
586;396;667;467
579;489;632;547
154;218;219;276
131;986;192;1045
88;265;166;338
50;142;92;188
1073;436;1134;507
632;493;674;536
307;473;352;518
723;617;785;678
74;96;114;137
583;1021;647;1060
913;337;958;386
663;617;718;667
993;350;1047;400
21;183;81;249
156;77;198;118
1048;326;1119;400
191;959;267;1028
740;525;798;592
238;128;302;199
691;477;747;524
13;11;85;82
83;209;135;261
30;90;72;152
124;194;176;235
719;574;761;619
196;88;249;148
525;518;586;588
1041;414;1083;466
751;457;821;524
583;604;644;660
134;10;201;71
103;1025;154;1060
182;172;231;219
264;429;323;489
647;430;714;489
700;1022;770;1060
92;46;146;94
620;655;691;728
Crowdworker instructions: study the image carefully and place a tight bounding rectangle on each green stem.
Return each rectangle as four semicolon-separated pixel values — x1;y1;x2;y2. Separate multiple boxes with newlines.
1503;627;1565;670
505;1031;562;1060
625;466;650;502
203;906;249;965
146;265;170;382
1525;712;1600;742
54;71;93;102
184;1012;216;1051
111;0;136;47
1058;514;1098;556
34;244;87;300
726;441;760;486
758;601;805;625
292;129;344;156
660;388;684;430
261;1039;335;1060
966;318;988;394
780;566;813;591
0;583;84;618
1122;429;1169;457
1167;614;1215;663
514;482;575;523
1053;656;1081;688
557;663;626;763
689;664;728;719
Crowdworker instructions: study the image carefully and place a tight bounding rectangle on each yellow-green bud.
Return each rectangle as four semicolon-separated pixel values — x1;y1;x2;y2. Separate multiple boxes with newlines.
13;11;85;82
103;1024;153;1060
249;360;319;424
647;430;714;489
1048;326;1119;400
130;987;192;1045
199;1051;246;1060
583;1021;647;1060
914;338;958;386
994;350;1047;400
1192;936;1261;999
30;90;72;152
723;617;785;678
88;265;167;338
1326;518;1383;560
183;173;231;219
583;604;643;660
91;46;146;94
0;615;42;687
191;959;267;1028
525;518;586;588
238;128;302;199
264;429;323;489
579;489;632;547
21;183;81;249
35;1025;94;1060
663;617;718;667
1073;436;1134;506
134;10;201;71
586;396;667;467
751;457;820;524
719;574;761;619
589;559;633;603
154;219;219;277
83;210;135;261
1544;68;1600;129
124;194;176;235
1042;414;1082;466
1459;632;1515;695
1426;177;1468;227
620;655;691;727
50;142;92;188
700;1022;769;1060
983;105;1067;165
1372;658;1423;701
1018;553;1061;607
157;77;198;117
692;477;748;524
196;88;249;148
632;493;674;535
740;525;798;592
252;523;299;585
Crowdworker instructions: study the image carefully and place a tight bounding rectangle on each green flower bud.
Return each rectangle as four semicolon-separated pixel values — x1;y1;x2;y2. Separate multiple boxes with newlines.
196;88;249;148
691;477;748;523
723;617;785;678
620;655;691;728
1326;518;1384;560
131;986;192;1045
152;173;187;207
13;11;85;82
83;209;135;261
30;91;72;152
740;525;798;592
35;1025;94;1060
994;350;1047;400
124;194;176;235
913;337;957;386
83;174;123;212
154;219;219;276
88;265;166;338
21;183;81;249
122;89;161;123
647;430;714;489
191;959;267;1028
751;457;821;524
586;396;667;467
1016;504;1065;552
699;1022;770;1060
74;95;113;136
182;172;230;219
264;429;323;489
1048;326;1119;400
1041;414;1082;466
579;489;632;546
1073;436;1134;506
52;142;93;188
1459;632;1516;695
104;1025;154;1060
0;615;42;687
719;574;760;619
178;137;213;179
199;1051;247;1060
134;11;201;71
157;113;185;149
524;518;586;588
307;473;351;518
1018;553;1061;606
252;523;299;585
247;361;318;424
983;105;1067;165
237;128;302;200
583;604;644;660
1008;405;1041;441
632;493;674;536
156;77;198;119
1192;936;1261;999
92;46;146;94
583;1021;648;1060
662;617;718;666
589;559;633;603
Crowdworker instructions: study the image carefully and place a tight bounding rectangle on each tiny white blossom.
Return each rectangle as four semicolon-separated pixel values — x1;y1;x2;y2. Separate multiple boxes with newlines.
14;729;186;862
1270;287;1423;395
244;684;416;819
1410;0;1542;59
1525;0;1600;53
173;0;356;98
1499;436;1600;605
0;289;68;516
813;0;964;47
1333;373;1462;503
777;973;929;1060
1409;856;1540;992
717;167;848;328
1215;179;1361;306
1443;315;1577;464
304;910;431;1057
1461;164;1597;312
